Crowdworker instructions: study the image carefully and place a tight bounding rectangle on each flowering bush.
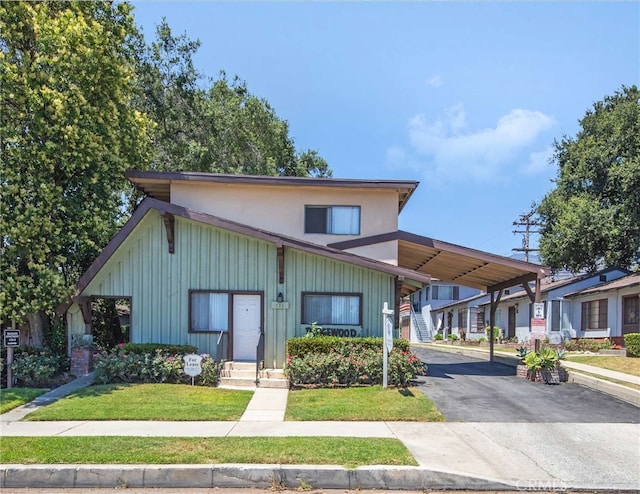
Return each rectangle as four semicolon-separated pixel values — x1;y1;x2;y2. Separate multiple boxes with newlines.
285;347;425;388
93;347;223;386
11;350;68;387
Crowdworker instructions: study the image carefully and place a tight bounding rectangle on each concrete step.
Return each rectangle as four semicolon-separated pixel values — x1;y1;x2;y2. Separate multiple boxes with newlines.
257;378;289;389
221;369;256;379
259;369;285;379
223;361;256;371
218;377;256;388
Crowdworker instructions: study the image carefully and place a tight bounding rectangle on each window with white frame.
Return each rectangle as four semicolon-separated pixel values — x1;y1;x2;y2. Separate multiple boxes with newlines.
304;206;360;235
190;291;229;332
581;299;607;331
302;293;361;325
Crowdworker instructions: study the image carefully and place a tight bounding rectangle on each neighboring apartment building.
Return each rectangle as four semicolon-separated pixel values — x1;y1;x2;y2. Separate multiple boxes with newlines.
436;267;632;344
66;170;546;369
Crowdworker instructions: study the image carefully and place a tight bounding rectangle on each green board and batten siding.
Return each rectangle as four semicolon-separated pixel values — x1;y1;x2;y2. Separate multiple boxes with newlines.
69;209;396;367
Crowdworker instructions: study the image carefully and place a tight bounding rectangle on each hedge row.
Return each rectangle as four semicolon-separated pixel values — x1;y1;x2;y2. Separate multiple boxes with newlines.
287;336;410;357
120;343;198;355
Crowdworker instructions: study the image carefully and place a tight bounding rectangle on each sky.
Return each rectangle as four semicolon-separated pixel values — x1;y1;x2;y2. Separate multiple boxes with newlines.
130;1;639;259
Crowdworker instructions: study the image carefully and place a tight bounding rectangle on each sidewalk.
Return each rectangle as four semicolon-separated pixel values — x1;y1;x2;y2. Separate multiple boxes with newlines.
1;364;639;491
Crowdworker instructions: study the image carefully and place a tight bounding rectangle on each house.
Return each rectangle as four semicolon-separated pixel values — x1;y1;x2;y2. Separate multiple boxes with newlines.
435;267;631;344
563;271;640;345
66;170;548;371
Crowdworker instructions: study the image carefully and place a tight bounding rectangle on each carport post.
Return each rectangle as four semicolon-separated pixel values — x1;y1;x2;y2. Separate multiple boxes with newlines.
488;289;503;362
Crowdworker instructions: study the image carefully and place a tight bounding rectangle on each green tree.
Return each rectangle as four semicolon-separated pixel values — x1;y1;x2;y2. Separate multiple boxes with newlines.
137;21;331;177
537;85;640;272
0;1;152;346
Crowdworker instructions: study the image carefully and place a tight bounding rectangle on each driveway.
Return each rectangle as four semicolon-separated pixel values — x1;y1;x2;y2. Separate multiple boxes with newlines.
412;346;639;423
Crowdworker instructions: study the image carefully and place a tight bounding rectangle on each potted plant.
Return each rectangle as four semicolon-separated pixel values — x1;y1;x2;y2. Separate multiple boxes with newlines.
523;347;567;384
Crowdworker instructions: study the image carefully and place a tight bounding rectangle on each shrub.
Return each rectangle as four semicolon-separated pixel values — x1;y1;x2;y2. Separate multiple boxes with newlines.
485;326;501;341
624;333;640;357
93;347;223;386
447;334;459;341
562;338;614;353
478;337;486;343
286;336;409;357
285;346;425;388
523;347;561;371
120;343;198;355
11;349;68;387
434;333;443;341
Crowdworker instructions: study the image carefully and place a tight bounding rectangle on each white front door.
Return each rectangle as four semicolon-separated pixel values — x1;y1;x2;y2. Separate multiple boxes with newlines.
232;294;261;361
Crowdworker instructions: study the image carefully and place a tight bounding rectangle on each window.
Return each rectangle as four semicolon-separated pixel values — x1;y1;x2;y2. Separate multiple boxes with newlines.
474;310;485;333
458;309;467;332
581;299;608;331
305;206;360;235
431;285;459;301
302;293;361;325
190;291;229;332
550;300;561;331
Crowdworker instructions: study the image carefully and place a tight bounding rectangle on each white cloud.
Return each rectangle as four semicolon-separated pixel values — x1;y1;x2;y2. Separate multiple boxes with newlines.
523;146;554;176
426;75;444;87
400;105;555;183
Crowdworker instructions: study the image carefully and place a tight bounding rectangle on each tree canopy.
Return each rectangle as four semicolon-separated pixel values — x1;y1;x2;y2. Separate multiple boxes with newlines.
1;3;330;344
0;1;152;342
537;85;640;273
137;19;331;178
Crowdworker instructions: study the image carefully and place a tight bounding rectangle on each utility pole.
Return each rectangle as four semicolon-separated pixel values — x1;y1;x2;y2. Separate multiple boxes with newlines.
513;210;541;262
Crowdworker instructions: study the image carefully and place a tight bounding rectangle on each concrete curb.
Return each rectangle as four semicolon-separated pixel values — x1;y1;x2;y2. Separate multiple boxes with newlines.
2;464;638;491
0;464;529;491
568;371;640;406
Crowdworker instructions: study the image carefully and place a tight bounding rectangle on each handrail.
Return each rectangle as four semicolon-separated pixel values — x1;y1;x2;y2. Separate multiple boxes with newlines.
255;332;265;386
410;306;429;341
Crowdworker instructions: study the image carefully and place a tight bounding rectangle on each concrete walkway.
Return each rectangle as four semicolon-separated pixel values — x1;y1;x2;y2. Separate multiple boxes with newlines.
1;360;639;491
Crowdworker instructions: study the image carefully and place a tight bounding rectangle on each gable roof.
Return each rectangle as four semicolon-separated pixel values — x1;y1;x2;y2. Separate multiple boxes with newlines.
564;271;640;298
329;231;549;292
474;267;632;305
74;198;431;298
125;170;418;213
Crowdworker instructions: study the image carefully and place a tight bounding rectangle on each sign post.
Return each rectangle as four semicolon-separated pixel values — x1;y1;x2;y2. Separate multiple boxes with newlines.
183;354;203;385
4;329;20;389
382;302;394;389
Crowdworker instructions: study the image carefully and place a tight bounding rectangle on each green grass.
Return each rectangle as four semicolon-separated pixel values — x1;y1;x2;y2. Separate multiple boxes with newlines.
285;385;445;421
0;436;416;468
566;355;640;377
25;383;253;421
0;387;47;414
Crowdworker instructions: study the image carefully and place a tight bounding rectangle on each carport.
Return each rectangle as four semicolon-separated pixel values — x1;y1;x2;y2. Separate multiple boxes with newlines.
330;231;551;359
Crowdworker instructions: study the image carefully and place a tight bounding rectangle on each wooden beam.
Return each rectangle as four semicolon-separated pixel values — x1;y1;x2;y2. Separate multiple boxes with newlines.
488;273;538;293
522;283;535;303
488;289;503;362
162;213;175;254
395;276;404;329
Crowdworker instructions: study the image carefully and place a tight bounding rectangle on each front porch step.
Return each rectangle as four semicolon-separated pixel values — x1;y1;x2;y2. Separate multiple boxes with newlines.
219;361;289;389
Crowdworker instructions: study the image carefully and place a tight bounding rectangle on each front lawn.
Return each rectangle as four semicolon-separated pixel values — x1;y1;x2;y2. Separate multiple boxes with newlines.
0;387;47;414
566;355;640;377
25;383;253;421
0;436;417;468
285;385;444;421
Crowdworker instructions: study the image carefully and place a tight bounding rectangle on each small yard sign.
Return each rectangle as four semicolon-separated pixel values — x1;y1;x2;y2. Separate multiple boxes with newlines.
3;329;20;347
183;354;203;384
531;318;546;340
533;303;545;319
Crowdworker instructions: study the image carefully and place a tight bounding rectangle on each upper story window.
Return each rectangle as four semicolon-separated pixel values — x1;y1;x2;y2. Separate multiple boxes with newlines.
431;285;459;301
305;206;360;235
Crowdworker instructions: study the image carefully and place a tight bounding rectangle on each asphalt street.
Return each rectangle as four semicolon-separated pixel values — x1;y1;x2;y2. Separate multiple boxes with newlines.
412;346;640;423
